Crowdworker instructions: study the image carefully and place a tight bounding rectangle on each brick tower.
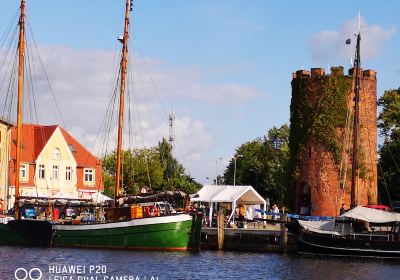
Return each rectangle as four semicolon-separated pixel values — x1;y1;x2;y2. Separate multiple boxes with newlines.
291;66;378;216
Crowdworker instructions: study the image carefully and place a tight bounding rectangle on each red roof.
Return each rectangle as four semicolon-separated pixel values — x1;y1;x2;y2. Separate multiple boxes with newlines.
10;124;100;168
59;127;101;167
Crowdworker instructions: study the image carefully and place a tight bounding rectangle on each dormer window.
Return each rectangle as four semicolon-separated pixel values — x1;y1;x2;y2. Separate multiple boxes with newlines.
52;148;61;160
84;168;95;184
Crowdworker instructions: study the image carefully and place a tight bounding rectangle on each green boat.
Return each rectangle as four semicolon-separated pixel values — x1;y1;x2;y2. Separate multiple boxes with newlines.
52;213;202;251
50;0;203;251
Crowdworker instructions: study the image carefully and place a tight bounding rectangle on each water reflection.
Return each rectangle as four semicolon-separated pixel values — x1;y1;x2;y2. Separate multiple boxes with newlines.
0;247;398;280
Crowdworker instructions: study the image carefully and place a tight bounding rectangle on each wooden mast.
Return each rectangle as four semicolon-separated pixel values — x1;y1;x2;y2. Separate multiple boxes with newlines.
115;0;132;202
350;33;361;209
14;0;26;219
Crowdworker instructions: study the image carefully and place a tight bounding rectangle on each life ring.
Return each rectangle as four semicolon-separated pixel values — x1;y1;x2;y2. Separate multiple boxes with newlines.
148;206;158;217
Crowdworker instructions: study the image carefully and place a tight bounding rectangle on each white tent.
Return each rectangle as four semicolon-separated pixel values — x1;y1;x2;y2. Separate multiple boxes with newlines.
90;192;113;203
191;185;267;226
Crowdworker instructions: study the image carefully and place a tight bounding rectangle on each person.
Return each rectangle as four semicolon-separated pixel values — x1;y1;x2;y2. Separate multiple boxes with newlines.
272;204;279;221
340;203;346;215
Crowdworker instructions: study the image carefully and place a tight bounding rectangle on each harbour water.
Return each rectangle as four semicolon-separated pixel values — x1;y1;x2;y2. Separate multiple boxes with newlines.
0;247;399;280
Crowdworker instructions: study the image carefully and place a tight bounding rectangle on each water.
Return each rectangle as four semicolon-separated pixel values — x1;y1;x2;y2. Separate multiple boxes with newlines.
0;247;399;280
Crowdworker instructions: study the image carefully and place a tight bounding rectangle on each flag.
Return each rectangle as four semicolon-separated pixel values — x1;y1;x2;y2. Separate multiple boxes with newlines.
345;38;351;45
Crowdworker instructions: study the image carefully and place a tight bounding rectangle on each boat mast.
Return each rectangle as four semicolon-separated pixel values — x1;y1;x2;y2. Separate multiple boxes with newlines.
14;0;26;219
115;0;132;202
350;32;361;209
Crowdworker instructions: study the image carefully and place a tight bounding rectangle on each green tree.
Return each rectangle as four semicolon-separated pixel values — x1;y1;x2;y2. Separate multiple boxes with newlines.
157;138;185;182
157;138;200;194
102;148;164;195
102;140;201;197
223;124;290;206
377;88;400;205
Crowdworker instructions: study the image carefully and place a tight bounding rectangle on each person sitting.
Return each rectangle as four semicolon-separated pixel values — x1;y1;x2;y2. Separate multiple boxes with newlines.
339;203;346;215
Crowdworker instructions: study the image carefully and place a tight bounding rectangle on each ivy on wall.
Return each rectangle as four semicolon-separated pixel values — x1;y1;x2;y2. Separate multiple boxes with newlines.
289;70;352;182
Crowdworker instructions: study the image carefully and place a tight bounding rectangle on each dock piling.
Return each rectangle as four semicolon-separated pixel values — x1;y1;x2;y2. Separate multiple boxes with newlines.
279;214;288;253
217;212;225;250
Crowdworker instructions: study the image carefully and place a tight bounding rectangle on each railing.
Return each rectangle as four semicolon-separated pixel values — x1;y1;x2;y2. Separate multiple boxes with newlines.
350;232;392;241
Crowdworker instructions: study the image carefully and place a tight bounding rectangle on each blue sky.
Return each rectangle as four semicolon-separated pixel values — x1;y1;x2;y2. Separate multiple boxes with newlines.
0;1;399;184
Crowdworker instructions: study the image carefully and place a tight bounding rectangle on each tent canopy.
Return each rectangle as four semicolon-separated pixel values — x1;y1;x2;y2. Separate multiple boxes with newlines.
341;206;400;223
191;185;266;205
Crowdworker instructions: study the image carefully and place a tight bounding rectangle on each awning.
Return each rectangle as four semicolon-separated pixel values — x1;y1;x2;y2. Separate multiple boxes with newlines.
341;206;400;223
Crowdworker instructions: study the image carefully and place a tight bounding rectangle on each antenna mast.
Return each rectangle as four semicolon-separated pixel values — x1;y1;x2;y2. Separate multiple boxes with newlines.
168;109;175;146
115;0;132;202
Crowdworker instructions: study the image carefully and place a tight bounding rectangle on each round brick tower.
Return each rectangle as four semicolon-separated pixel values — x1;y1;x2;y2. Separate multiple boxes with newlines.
291;66;377;216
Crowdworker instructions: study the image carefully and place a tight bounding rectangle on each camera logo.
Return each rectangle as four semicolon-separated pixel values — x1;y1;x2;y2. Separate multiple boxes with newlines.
14;268;42;280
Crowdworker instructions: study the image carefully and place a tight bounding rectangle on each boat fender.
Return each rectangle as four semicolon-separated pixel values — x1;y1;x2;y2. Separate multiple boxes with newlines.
0;202;3;212
148;206;157;217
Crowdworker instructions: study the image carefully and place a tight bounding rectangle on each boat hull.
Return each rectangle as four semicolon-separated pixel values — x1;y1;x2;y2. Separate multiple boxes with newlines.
52;213;202;251
0;219;53;247
295;225;400;258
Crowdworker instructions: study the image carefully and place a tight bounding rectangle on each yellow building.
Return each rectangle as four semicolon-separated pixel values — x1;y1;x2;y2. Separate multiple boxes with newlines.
0;118;12;211
4;124;103;210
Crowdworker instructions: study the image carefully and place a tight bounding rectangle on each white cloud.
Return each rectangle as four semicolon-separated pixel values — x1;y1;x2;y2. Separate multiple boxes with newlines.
309;16;396;64
1;43;258;182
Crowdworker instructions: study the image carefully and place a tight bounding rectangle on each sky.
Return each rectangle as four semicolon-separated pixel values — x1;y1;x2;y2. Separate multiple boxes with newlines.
0;0;399;185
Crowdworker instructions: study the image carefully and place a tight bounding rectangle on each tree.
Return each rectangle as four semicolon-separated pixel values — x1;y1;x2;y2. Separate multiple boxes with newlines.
157;138;185;183
102;148;164;195
377;89;400;205
157;138;200;194
223;124;290;206
102;139;201;197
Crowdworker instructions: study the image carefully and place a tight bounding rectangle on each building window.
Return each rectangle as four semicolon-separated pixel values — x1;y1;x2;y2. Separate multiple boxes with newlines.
20;163;28;180
66;166;72;181
84;169;94;183
38;164;45;179
308;147;312;159
52;148;61;160
52;165;59;180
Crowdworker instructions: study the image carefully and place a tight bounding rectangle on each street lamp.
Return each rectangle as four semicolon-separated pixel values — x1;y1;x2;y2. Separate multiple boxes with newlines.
233;154;243;186
215;157;223;185
249;168;258;189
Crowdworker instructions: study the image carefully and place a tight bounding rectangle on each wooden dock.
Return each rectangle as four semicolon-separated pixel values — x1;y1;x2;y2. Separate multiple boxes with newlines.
200;220;297;252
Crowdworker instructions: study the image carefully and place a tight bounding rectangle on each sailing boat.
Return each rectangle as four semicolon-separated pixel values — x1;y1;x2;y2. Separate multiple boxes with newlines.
51;0;202;251
291;32;400;258
0;0;52;247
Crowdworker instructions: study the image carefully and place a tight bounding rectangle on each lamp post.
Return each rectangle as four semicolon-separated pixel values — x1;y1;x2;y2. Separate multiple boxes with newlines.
233;154;243;186
215;157;222;185
249;168;258;189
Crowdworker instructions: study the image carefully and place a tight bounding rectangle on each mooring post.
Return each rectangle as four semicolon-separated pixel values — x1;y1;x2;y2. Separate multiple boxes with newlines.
279;213;288;253
217;211;225;250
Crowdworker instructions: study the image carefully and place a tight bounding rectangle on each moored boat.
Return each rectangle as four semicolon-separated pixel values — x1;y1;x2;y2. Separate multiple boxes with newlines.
293;206;400;258
49;0;202;251
52;213;202;251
